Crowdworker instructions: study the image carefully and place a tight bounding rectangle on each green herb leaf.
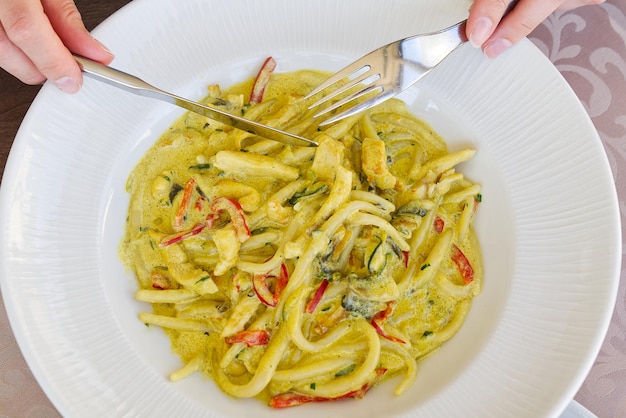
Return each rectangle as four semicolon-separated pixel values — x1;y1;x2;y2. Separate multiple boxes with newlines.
335;364;356;377
195;276;211;284
189;163;212;170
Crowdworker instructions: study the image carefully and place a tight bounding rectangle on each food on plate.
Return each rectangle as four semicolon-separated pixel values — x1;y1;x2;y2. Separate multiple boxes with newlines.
119;57;483;407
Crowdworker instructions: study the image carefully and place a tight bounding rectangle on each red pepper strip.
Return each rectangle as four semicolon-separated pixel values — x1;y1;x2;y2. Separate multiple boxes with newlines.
269;368;388;408
473;196;481;214
224;329;270;347
269;392;317;408
174;178;196;228
253;273;276;306
205;213;219;228
195;196;207;212
274;263;289;302
253;263;289;307
337;367;387;399
305;279;329;314
250;57;276;104
232;272;244;294
451;244;474;284
401;250;410;268
150;269;172;289
433;216;445;234
210;196;251;243
160;222;206;247
371;303;406;344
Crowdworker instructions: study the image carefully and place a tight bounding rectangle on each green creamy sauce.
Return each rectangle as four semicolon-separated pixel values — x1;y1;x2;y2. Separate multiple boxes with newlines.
120;68;483;403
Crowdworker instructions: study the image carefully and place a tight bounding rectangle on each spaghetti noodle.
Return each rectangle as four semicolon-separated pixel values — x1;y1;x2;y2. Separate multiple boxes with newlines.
120;59;483;407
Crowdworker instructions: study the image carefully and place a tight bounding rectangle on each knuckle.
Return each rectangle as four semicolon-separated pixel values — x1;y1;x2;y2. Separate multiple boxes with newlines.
0;25;10;47
37;59;69;77
515;10;543;33
497;0;510;9
4;12;36;45
486;0;513;19
54;0;85;27
517;18;535;33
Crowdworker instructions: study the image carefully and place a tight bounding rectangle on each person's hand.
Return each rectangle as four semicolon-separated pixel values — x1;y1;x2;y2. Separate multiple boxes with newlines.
466;0;605;58
0;0;113;93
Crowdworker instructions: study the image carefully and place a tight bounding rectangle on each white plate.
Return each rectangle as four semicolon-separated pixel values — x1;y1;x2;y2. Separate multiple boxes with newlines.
0;0;620;417
560;401;598;418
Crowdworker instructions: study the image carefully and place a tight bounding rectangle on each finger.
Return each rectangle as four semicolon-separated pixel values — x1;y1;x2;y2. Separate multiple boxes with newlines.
42;0;113;65
1;0;80;92
559;0;604;10
482;0;563;58
466;0;513;47
0;20;45;84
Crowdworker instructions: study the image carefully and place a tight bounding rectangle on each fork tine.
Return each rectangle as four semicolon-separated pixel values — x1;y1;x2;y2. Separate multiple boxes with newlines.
306;69;379;110
308;19;473;126
313;83;382;119
317;89;396;126
303;57;373;100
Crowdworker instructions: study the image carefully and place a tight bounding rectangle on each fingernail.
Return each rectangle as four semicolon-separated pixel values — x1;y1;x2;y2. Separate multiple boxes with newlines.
54;76;81;93
483;38;513;59
469;17;493;47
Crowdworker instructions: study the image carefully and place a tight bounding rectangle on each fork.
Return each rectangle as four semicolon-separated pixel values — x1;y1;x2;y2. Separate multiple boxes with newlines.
304;20;469;126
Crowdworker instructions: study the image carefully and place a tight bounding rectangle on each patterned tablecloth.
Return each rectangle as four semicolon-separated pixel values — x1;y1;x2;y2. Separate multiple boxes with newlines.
533;2;626;417
0;1;625;417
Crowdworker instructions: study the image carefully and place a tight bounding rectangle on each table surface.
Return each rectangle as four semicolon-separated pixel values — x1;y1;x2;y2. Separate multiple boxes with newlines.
1;1;625;417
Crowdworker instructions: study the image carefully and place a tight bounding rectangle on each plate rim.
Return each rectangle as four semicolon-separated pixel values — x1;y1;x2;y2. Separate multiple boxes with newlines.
0;0;621;416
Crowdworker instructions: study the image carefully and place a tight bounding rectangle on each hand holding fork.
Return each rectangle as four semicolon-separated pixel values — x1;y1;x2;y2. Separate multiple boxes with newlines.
306;0;604;125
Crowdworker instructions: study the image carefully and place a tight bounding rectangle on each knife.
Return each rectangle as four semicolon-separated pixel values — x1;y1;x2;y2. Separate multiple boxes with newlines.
73;55;318;147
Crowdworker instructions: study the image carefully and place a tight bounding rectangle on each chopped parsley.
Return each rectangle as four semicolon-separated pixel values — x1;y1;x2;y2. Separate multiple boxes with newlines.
195;276;211;284
335;364;356;377
189;163;212;170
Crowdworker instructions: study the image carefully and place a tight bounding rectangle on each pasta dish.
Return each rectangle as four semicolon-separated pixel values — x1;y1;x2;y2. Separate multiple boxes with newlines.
120;57;482;407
